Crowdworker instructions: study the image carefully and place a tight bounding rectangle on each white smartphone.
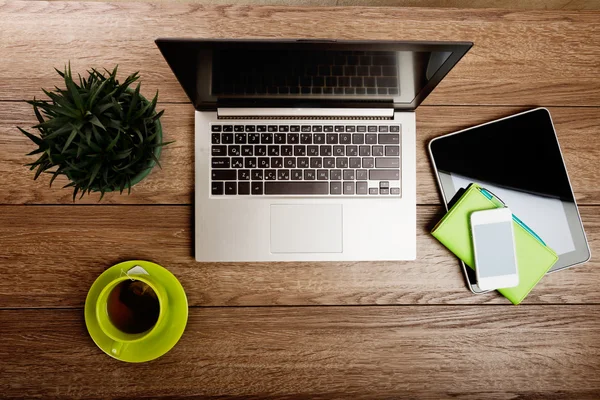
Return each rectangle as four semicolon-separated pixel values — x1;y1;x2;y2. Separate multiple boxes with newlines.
470;208;519;291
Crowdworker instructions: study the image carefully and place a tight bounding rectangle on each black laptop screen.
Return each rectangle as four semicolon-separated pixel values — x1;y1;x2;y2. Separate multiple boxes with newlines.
155;40;472;110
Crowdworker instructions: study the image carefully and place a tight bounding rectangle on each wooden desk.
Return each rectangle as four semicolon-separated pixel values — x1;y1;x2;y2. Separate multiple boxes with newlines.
1;1;599;398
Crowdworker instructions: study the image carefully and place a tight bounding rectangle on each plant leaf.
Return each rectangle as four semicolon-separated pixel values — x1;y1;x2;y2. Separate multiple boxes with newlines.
18;127;44;146
62;128;78;153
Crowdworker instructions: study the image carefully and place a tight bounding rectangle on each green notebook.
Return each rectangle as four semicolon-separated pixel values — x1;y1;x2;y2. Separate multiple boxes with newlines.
431;184;558;305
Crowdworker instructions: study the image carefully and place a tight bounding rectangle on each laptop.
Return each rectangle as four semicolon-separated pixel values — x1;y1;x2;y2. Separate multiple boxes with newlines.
156;39;472;262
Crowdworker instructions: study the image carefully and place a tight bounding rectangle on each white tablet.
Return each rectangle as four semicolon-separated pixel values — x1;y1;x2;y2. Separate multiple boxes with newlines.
429;108;590;294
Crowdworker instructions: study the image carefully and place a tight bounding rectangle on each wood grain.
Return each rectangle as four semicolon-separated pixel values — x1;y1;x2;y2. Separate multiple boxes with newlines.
2;104;599;205
1;1;600;106
1;306;600;399
0;204;596;308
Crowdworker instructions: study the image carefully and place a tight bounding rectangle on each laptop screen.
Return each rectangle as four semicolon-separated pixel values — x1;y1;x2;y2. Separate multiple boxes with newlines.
156;40;472;110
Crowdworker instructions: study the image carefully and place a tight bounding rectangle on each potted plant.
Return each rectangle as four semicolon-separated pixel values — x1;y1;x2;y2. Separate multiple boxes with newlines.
19;65;169;200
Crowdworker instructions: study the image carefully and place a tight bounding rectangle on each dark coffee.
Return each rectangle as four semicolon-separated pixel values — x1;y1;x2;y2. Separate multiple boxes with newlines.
107;280;160;334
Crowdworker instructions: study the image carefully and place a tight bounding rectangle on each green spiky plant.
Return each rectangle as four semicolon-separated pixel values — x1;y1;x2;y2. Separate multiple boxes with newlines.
19;65;169;200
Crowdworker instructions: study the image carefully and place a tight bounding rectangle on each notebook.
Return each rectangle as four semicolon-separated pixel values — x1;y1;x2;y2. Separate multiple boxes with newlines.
431;183;558;305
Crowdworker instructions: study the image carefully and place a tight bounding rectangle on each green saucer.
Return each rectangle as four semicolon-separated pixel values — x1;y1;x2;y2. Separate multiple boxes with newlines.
85;260;188;363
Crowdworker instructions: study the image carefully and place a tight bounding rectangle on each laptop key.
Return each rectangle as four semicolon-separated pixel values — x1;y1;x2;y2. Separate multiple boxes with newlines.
391;187;401;195
370;170;400;180
298;158;309;168
385;145;400;156
357;126;367;132
312;126;323;132
367;126;378;133
320;145;332;157
333;146;345;156
252;170;263;180
300;133;312;144
317;170;328;180
211;125;222;132
310;157;323;168
349;158;361;168
390;125;400;133
248;133;260;144
212;182;224;195
304;170;316;180
257;125;267;132
271;158;283;168
245;125;256;132
277;169;290;180
212;133;220;144
327;134;338;144
376;157;400;168
340;133;352;144
265;182;328;195
255;145;267;156
356;169;368;180
241;146;253;156
258;158;270;168
281;145;293;156
265;169;277;180
234;125;244;132
212;158;230;168
238;170;250;181
232;158;243;168
356;181;368;194
251;182;263;195
211;170;236;180
369;188;378;195
238;182;250;195
278;125;289;132
294;145;306;157
343;181;355;195
274;133;286;144
362;158;374;168
288;133;300;144
366;134;377;144
346;145;358;156
222;133;234;144
235;133;246;143
301;126;312;132
228;145;241;156
324;157;336;168
284;158;296;168
373;146;384;156
352;134;364;144
330;182;342;195
343;170;355;180
267;126;277;133
223;125;233;132
268;146;279;156
307;145;319;157
291;169;303;180
379;134;399;144
314;134;326;144
359;146;371;156
290;125;300;132
380;188;390;195
334;126;344;133
336;157;349;168
225;182;237;195
212;145;226;156
261;133;273;144
330;169;342;180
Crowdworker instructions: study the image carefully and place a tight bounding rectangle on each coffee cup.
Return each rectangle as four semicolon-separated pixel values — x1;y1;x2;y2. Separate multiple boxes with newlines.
95;269;168;357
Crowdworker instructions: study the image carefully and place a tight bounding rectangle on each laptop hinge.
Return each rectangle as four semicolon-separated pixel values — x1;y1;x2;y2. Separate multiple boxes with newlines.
217;108;394;120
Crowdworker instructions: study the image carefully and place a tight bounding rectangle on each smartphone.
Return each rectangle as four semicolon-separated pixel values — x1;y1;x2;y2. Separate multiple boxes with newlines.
470;208;519;291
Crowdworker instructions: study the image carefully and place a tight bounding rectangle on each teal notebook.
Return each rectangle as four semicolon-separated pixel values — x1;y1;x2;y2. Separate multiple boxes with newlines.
431;184;558;305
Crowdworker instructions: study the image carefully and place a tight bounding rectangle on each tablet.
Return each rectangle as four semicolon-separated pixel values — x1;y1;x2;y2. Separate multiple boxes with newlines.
429;108;590;293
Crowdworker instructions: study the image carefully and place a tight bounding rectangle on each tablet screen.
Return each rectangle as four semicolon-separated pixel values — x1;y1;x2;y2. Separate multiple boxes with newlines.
430;108;589;275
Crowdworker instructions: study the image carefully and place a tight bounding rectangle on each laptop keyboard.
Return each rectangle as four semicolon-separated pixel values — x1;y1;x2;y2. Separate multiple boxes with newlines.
210;124;401;196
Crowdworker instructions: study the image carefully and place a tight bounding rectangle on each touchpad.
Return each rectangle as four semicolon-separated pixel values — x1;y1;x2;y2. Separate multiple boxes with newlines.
270;204;343;253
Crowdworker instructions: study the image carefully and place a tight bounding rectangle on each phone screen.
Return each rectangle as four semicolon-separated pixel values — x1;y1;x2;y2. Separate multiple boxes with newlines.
473;222;517;277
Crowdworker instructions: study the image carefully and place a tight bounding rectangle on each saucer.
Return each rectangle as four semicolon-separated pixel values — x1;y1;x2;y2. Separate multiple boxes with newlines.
85;260;188;363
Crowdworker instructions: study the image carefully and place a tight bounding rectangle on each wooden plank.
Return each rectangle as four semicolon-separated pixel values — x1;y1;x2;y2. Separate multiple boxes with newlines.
1;306;600;398
0;205;597;308
1;1;600;106
2;103;599;205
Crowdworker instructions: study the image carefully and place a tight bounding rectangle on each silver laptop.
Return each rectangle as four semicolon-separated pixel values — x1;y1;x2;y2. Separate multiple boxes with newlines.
156;39;472;262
